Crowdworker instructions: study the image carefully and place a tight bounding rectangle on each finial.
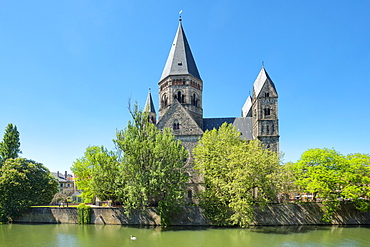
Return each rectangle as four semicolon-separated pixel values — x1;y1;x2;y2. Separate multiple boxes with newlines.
179;10;183;22
149;87;151;92
262;61;265;68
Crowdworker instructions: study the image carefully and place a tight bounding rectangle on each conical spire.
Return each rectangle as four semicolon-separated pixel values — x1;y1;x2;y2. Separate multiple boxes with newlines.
144;90;156;114
160;20;201;81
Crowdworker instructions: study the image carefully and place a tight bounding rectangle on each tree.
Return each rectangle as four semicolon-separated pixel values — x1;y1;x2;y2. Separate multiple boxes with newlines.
114;104;188;225
193;123;282;227
0;124;21;167
72;145;120;203
0;158;58;222
289;148;370;222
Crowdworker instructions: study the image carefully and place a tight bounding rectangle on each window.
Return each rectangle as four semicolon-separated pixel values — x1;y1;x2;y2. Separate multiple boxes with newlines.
175;91;185;103
188;190;193;199
264;108;271;116
191;93;198;106
173;119;180;130
265;92;269;97
162;94;168;107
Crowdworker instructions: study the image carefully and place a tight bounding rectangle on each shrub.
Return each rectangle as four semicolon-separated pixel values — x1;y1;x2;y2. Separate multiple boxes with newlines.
77;203;91;224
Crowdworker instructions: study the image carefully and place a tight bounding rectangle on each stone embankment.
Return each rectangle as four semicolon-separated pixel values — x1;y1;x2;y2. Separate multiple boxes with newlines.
14;202;370;226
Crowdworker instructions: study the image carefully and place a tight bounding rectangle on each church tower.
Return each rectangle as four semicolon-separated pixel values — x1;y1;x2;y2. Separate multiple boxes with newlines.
251;67;279;153
157;19;203;130
156;18;204;204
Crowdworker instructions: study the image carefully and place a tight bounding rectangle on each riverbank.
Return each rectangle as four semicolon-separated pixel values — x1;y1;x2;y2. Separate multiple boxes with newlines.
14;202;370;226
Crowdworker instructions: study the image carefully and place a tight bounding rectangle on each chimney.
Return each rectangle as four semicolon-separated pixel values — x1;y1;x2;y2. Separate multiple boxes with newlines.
65;171;68;180
57;171;59;178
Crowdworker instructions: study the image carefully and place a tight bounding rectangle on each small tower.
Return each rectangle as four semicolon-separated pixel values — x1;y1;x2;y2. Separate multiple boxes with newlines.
251;67;279;153
157;18;203;129
144;90;156;124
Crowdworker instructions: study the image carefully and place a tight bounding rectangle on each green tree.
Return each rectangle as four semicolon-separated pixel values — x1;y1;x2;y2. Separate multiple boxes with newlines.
0;124;21;167
0;158;58;222
72;146;120;203
193;123;281;227
290;148;370;222
114;104;188;225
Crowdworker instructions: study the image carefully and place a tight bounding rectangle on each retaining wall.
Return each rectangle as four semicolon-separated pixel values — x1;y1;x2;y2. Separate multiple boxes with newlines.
14;202;370;226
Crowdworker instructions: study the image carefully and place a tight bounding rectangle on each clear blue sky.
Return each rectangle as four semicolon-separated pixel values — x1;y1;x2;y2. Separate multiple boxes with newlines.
1;1;369;173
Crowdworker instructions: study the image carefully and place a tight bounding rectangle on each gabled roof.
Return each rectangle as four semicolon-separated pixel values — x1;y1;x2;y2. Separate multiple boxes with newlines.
253;67;277;97
144;90;156;113
160;20;201;81
157;100;204;136
203;117;253;140
242;96;252;117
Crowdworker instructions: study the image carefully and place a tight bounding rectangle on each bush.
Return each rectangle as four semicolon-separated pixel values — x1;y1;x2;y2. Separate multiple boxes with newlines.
77;203;91;224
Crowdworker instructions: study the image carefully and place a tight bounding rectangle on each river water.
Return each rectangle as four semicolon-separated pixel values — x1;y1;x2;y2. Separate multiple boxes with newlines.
1;224;369;247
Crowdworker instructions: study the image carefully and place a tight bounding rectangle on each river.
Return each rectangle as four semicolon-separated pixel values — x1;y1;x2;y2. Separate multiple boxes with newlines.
1;224;369;246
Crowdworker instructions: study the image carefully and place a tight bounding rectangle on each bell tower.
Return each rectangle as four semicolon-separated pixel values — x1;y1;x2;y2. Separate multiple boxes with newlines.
251;67;279;153
158;19;203;128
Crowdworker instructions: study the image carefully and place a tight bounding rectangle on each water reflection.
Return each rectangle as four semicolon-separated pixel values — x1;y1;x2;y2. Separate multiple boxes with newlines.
1;224;370;247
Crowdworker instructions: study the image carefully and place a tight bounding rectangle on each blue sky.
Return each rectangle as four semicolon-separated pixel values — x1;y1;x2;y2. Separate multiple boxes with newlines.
1;1;369;173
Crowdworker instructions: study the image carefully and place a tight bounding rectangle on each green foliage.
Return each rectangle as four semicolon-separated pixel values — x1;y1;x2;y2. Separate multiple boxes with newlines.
0;124;21;167
193;123;282;227
71;104;188;226
77;203;91;224
0;158;58;222
114;104;188;226
288;148;370;222
72;146;119;203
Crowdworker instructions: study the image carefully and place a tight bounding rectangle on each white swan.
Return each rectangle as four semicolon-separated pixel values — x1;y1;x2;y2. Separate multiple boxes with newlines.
130;235;137;240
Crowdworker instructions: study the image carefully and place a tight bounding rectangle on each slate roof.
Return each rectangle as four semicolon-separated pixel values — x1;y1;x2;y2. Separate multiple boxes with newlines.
253;67;277;97
160;20;201;81
242;96;252;117
203;117;253;140
144;91;156;113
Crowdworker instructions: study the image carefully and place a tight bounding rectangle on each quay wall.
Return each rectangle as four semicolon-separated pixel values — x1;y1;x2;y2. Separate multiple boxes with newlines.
14;202;370;226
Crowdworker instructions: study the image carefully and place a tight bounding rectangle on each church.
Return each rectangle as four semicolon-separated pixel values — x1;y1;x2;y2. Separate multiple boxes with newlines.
144;19;280;201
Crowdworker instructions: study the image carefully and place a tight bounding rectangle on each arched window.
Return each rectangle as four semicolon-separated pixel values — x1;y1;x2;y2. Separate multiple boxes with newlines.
191;93;198;107
162;94;168;107
173;119;180;130
175;91;185;103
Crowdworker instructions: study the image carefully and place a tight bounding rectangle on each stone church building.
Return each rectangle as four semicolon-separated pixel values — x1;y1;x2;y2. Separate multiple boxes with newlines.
144;19;279;202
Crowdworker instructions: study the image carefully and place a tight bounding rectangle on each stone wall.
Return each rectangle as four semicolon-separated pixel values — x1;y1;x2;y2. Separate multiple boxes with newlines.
14;203;370;226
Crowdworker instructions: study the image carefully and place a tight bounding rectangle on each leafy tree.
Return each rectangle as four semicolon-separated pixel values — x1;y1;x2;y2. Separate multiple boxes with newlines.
0;158;58;222
114;104;188;225
193;123;281;227
0;124;21;167
289;148;370;222
72;146;120;203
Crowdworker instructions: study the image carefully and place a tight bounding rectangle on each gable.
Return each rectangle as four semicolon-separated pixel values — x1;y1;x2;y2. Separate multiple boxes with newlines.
157;100;204;136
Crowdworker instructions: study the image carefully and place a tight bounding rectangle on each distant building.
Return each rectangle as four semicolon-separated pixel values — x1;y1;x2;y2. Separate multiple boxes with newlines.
52;171;75;194
144;18;280;203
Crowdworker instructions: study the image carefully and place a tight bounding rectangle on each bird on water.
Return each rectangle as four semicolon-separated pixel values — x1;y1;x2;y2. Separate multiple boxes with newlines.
130;235;137;240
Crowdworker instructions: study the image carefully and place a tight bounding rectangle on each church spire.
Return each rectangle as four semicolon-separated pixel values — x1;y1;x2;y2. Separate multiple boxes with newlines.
144;89;156;124
144;89;156;114
160;20;201;81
